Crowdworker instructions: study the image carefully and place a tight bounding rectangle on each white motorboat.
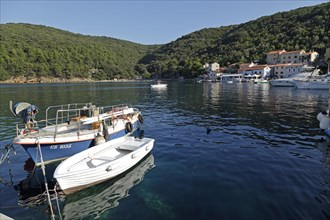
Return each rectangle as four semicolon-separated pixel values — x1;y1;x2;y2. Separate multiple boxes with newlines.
269;72;313;87
293;74;330;89
54;136;154;195
151;80;167;88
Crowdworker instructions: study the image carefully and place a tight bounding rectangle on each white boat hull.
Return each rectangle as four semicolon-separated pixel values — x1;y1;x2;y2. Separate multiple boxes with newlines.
293;80;330;90
151;84;167;88
269;72;314;87
54;136;154;195
269;79;294;87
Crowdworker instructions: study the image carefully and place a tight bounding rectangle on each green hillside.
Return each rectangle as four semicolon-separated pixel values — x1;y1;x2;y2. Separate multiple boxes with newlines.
1;2;329;82
0;23;159;81
139;2;330;78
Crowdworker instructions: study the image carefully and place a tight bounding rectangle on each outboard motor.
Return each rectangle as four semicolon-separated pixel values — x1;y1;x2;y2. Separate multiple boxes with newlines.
10;101;39;129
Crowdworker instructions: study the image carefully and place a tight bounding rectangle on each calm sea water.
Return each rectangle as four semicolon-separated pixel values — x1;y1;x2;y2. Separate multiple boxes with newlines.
0;81;330;220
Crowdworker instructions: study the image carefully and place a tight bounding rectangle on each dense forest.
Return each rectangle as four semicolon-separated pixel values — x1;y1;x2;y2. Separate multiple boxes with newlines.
0;2;329;82
0;24;159;81
142;2;330;78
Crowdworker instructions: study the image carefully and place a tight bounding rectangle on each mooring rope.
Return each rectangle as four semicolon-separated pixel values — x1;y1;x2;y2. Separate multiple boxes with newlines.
36;137;56;220
0;138;17;165
53;185;63;220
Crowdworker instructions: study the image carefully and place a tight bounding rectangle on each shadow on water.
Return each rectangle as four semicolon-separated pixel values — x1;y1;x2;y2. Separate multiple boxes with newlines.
14;159;59;206
5;152;156;219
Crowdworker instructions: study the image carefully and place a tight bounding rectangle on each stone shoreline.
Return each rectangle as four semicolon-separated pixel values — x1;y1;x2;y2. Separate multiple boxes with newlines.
0;77;142;84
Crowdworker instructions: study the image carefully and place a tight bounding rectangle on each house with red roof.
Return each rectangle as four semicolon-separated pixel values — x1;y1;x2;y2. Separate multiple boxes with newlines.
266;49;318;65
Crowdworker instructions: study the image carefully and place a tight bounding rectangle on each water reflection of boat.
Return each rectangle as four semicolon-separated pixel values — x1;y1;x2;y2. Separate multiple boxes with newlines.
14;159;60;206
61;153;155;220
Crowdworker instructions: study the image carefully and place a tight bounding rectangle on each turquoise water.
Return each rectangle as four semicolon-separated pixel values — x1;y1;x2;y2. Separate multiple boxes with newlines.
0;81;329;220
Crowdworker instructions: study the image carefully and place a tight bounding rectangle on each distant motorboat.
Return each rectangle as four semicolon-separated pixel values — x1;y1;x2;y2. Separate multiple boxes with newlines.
254;79;269;84
269;72;313;87
151;80;167;88
54;136;155;195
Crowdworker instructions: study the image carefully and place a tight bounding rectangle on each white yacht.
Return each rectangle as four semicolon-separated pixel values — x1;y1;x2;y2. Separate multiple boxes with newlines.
292;74;330;90
269;72;313;87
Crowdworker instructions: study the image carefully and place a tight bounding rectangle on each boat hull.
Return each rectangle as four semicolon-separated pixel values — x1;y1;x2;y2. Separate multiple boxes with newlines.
151;85;167;88
54;136;154;195
17;119;141;165
269;79;294;87
293;80;330;89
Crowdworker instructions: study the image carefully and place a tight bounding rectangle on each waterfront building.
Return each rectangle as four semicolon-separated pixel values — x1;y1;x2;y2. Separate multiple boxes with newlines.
266;49;318;65
270;63;310;78
266;50;286;65
238;65;271;79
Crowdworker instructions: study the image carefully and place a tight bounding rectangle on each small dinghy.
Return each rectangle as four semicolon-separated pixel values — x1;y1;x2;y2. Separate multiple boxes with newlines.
54;136;155;195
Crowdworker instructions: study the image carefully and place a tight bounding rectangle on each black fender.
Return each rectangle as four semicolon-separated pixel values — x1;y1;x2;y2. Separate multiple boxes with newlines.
125;122;133;133
138;114;144;124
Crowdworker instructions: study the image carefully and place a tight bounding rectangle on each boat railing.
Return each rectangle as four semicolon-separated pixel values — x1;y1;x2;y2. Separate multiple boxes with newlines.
45;103;94;126
46;103;137;129
15;103;139;139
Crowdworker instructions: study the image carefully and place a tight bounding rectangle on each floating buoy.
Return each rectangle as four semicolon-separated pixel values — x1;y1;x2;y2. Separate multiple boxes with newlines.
320;116;330;130
317;110;329;121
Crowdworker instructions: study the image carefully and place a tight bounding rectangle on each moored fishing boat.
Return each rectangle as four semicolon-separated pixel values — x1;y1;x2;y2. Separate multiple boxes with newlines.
9;101;144;165
53;136;154;195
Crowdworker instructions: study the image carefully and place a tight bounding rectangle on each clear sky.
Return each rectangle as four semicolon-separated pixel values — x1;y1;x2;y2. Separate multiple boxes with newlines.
1;0;328;45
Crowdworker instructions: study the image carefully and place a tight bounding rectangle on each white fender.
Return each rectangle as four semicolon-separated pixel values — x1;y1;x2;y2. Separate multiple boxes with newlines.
317;112;325;121
319;116;330;129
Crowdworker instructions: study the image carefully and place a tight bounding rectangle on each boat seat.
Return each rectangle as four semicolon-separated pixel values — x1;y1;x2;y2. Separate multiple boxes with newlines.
93;156;117;161
85;156;117;168
116;143;139;151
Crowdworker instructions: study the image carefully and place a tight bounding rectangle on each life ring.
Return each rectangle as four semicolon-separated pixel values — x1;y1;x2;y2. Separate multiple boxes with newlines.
138;114;144;124
125;122;133;133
